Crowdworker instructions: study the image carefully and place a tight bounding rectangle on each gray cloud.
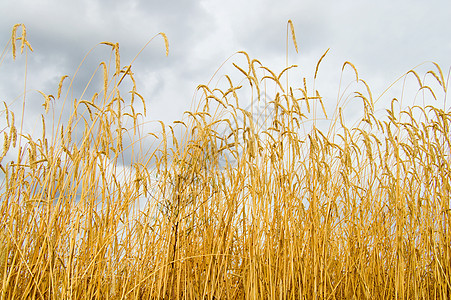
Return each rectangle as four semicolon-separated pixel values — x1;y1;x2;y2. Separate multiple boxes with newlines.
1;0;450;129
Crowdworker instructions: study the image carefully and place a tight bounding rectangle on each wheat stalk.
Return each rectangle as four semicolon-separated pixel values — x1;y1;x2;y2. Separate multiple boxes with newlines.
1;22;450;299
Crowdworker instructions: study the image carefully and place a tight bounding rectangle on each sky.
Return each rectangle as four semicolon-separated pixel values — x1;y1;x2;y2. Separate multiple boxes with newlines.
1;0;451;144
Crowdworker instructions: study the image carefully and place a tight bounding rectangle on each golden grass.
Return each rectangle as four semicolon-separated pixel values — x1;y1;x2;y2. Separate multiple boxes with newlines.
0;23;450;299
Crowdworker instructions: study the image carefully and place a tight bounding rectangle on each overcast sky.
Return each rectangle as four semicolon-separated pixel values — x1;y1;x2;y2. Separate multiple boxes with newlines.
1;0;450;137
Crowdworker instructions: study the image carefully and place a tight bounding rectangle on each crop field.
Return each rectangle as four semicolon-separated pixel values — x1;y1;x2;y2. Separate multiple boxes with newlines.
0;23;450;299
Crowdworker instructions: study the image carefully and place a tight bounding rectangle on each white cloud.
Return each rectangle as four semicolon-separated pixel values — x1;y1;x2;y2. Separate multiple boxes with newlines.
1;0;450;129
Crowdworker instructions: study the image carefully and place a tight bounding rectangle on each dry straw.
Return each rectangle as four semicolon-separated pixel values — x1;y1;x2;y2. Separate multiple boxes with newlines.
0;23;450;299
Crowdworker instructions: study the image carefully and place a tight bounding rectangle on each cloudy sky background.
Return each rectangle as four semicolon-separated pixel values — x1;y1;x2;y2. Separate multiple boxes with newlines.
1;0;450;146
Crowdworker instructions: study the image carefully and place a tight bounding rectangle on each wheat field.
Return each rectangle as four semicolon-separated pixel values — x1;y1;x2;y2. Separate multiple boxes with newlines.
0;23;450;299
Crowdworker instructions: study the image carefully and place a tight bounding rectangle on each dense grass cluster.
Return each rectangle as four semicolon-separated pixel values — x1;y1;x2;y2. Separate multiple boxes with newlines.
1;23;450;299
